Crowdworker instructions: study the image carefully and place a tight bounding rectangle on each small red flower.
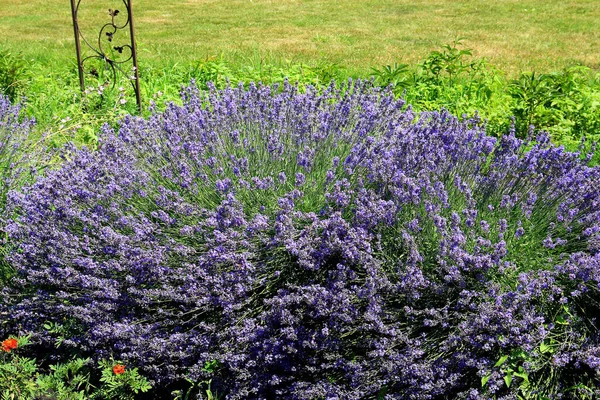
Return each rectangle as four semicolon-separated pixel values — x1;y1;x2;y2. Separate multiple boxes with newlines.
1;338;18;353
112;364;126;375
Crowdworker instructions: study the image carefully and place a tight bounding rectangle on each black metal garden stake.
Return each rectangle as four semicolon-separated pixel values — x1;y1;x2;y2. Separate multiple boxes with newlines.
70;0;141;111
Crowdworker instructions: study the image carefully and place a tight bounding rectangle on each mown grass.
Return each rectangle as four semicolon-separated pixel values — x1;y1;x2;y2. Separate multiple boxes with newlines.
1;0;599;76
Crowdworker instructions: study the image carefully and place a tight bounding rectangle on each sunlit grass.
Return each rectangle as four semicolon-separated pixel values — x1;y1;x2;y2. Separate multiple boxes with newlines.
0;0;599;76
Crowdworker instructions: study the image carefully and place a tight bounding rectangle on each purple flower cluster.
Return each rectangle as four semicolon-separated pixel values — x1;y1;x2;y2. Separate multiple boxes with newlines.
0;95;34;281
3;81;600;398
0;95;32;206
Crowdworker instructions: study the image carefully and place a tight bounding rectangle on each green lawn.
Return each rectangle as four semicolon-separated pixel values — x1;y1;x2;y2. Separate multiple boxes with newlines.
1;0;599;75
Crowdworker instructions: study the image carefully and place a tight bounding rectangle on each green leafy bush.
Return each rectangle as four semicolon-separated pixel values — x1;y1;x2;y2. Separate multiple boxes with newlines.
371;40;600;152
0;336;151;400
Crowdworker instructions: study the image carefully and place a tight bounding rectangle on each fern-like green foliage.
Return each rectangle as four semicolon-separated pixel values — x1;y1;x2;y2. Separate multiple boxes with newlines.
0;336;152;400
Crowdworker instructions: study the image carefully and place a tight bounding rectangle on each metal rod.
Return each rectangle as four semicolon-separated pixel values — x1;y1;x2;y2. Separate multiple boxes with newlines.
70;0;85;92
127;0;142;112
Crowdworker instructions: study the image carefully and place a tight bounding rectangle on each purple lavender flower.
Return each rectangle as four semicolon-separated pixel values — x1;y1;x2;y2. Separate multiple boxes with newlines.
295;172;306;187
0;95;36;282
3;81;600;398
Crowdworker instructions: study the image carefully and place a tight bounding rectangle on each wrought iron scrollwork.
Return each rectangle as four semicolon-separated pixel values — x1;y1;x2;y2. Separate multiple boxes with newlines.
70;0;141;111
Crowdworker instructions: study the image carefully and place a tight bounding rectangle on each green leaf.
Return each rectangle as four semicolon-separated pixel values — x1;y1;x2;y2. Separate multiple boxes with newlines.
481;374;491;387
494;355;509;367
513;367;529;383
539;341;552;354
504;374;512;388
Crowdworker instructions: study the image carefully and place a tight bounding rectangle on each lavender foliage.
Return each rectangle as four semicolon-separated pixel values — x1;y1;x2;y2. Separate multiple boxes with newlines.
0;95;33;281
3;80;600;398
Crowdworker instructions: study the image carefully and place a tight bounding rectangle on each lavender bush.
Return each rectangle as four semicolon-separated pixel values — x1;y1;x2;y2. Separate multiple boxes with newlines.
3;80;600;399
0;95;33;282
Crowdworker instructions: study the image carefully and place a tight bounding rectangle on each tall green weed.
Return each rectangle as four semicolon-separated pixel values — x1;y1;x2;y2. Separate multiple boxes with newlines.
0;49;28;102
